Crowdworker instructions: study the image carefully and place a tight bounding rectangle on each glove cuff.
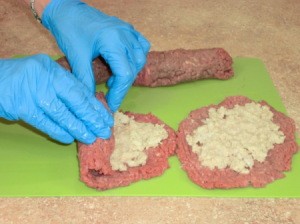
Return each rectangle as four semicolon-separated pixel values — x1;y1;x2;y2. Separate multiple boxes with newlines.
41;0;82;30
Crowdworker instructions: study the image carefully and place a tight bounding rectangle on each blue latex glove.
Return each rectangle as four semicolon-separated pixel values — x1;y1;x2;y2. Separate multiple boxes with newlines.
0;55;113;144
42;0;151;112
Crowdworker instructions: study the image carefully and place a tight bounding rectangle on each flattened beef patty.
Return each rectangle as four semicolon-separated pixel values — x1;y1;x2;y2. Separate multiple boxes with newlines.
177;96;298;189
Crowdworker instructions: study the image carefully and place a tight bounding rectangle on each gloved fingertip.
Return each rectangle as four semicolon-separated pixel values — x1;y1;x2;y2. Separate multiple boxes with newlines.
56;135;74;144
132;48;147;72
99;112;114;128
97;127;112;140
110;105;119;113
80;133;97;145
48;129;74;144
107;76;114;88
106;95;119;113
106;114;114;127
137;33;151;54
88;96;114;127
88;115;113;136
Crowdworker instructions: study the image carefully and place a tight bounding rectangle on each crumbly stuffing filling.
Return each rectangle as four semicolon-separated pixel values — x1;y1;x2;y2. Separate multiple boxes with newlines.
186;102;285;173
110;112;168;171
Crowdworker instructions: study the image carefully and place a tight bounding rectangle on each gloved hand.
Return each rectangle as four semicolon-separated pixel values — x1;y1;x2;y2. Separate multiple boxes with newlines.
0;54;113;144
42;0;151;112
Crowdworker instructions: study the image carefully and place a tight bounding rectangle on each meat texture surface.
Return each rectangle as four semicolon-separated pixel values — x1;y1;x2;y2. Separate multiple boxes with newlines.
57;48;233;87
78;93;177;190
176;96;298;189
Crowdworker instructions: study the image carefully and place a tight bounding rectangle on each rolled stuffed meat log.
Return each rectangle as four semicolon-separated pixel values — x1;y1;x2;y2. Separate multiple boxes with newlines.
57;48;233;87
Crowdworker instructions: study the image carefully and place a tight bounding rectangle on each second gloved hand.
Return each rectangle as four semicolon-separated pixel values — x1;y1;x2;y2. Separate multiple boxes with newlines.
0;55;113;144
42;0;151;112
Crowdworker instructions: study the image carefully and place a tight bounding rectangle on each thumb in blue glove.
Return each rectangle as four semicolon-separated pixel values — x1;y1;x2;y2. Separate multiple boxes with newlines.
0;54;114;144
42;0;151;112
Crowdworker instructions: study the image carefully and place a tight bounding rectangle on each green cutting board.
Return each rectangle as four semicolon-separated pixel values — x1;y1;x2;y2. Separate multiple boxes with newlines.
0;57;299;197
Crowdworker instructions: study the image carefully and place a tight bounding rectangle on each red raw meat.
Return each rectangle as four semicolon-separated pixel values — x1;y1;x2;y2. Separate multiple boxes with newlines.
57;48;233;87
77;92;177;190
176;96;298;189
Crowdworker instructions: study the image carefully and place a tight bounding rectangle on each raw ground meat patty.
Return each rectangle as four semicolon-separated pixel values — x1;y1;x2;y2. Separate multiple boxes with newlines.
78;93;177;190
177;96;298;189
